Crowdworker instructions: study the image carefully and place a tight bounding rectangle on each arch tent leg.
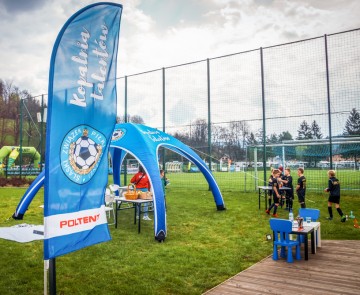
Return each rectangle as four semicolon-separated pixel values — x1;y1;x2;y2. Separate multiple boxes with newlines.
110;147;126;196
140;154;167;242
12;170;45;220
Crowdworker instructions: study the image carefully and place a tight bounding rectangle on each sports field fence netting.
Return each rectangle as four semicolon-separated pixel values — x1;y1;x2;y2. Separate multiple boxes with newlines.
2;28;360;192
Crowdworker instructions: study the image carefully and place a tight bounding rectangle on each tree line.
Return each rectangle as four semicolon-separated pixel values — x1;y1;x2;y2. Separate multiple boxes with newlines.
160;111;360;166
0;80;44;148
1;79;359;167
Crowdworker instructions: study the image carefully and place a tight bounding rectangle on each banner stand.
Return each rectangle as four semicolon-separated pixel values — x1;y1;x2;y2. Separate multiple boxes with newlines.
49;258;56;295
44;260;49;295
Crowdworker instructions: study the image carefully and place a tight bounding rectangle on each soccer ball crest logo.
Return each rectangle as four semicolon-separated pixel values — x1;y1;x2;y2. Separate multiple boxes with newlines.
61;125;106;184
70;129;102;173
111;128;126;142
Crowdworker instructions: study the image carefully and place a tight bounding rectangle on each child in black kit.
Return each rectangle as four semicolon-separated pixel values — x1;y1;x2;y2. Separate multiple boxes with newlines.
296;167;306;208
325;170;346;222
281;167;294;211
266;169;281;217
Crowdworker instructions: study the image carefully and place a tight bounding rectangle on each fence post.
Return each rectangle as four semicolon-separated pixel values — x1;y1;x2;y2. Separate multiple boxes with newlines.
260;47;267;184
40;94;44;172
207;58;212;189
162;67;166;171
19;98;24;178
124;76;128;184
324;34;333;169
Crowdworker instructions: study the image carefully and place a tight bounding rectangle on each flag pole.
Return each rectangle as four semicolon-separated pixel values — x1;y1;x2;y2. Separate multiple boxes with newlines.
49;258;56;295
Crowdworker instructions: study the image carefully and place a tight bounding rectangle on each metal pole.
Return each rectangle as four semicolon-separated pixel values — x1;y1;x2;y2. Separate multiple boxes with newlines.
324;34;333;169
162;68;166;171
19;99;23;178
207;59;212;190
49;258;56;295
282;146;286;168
260;48;267;183
207;59;212;169
40;95;44;172
254;147;258;189
44;260;49;295
124;76;128;184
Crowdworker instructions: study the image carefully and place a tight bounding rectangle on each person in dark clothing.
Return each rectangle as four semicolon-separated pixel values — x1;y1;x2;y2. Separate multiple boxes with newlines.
267;168;274;208
266;169;281;217
324;170;346;222
296;167;306;208
281;167;294;211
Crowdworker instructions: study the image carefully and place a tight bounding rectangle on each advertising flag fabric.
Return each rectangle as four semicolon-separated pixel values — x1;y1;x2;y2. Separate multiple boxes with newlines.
44;3;122;259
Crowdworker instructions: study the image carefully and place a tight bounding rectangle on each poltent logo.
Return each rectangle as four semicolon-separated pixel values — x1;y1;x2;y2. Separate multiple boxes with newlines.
61;125;106;184
111;128;126;142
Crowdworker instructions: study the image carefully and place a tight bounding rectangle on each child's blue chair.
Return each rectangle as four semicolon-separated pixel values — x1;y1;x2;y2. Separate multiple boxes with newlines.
299;208;320;222
269;218;301;263
298;208;320;244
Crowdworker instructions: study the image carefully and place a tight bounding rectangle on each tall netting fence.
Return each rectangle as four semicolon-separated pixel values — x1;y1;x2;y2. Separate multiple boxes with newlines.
0;94;48;177
7;29;360;191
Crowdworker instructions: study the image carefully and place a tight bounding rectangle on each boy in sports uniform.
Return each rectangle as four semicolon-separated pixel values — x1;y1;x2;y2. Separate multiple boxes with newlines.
267;168;274;208
296;167;306;208
266;169;281;217
281;167;294;211
325;170;346;222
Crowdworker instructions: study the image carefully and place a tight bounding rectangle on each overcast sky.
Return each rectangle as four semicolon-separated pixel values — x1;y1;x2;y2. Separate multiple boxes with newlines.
1;0;360;96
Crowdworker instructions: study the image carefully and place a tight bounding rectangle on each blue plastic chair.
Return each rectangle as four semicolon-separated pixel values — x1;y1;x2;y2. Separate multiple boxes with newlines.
270;218;301;263
299;208;320;222
298;208;320;244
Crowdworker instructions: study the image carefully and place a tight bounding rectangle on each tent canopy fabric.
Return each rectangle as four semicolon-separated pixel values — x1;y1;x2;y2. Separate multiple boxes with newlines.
12;123;225;242
110;123;225;241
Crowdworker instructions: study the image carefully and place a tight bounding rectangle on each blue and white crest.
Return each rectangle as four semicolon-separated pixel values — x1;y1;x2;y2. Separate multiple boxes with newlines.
61;125;106;184
111;128;126;142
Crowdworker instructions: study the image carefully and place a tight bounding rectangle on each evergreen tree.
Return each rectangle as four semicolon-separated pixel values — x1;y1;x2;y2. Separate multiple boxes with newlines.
278;131;293;142
344;108;360;136
310;120;323;139
296;120;312;140
342;108;360;169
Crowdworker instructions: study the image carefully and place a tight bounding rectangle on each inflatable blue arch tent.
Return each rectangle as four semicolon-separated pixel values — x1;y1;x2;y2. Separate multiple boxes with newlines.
13;123;225;241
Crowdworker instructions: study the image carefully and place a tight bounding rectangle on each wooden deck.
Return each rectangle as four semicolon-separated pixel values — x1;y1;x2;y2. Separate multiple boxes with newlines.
204;240;360;295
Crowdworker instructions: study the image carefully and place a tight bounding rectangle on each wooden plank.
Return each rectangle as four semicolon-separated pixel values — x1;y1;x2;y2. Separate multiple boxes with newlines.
203;240;360;295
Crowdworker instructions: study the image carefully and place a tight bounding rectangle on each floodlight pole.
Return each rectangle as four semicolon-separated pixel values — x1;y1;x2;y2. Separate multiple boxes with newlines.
324;34;333;169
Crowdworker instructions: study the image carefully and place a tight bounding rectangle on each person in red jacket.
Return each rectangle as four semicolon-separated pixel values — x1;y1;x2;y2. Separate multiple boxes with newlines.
131;165;151;220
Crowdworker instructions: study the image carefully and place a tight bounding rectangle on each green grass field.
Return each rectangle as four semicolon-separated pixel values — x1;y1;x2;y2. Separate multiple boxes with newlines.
158;168;360;192
0;173;359;294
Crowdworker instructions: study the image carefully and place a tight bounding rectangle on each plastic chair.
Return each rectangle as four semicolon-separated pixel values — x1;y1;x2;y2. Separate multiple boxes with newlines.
269;218;301;263
298;208;320;244
104;188;115;225
299;208;320;222
109;184;120;196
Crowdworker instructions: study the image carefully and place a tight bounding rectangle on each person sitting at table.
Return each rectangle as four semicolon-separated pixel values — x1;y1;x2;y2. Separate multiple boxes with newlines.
131;165;151;221
266;169;281;217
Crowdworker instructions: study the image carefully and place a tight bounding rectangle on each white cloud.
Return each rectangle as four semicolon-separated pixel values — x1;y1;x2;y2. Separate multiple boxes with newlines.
0;0;359;99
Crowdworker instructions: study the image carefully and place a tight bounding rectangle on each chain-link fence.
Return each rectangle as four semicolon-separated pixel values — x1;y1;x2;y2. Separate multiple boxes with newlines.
5;28;360;191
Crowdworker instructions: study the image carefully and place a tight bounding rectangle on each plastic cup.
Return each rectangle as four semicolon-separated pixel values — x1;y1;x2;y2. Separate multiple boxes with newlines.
306;217;311;224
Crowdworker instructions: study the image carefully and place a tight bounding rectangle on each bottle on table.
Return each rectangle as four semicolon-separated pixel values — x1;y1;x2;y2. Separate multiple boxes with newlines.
289;209;294;224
